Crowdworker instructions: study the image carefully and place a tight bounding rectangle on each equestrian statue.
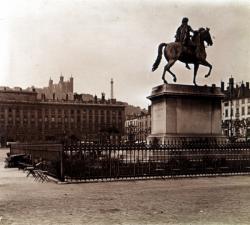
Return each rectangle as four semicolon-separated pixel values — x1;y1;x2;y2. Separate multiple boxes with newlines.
152;17;213;86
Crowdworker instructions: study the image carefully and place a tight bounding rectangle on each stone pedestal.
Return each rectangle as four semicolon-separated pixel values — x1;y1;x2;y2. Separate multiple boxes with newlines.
147;84;225;144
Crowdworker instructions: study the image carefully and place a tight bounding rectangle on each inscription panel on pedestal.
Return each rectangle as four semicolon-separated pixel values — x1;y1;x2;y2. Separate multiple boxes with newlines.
177;98;212;134
151;100;166;134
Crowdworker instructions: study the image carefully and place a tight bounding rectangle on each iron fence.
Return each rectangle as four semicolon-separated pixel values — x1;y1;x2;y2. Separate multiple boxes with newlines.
9;140;250;182
63;141;250;181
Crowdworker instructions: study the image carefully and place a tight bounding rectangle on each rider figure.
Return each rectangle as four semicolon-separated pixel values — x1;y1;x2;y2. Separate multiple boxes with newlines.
175;17;194;69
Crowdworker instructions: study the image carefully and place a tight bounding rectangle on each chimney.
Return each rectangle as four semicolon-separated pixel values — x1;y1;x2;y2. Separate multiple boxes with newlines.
229;77;234;98
221;81;224;92
101;92;105;101
111;78;114;99
229;77;234;91
240;82;245;92
60;75;64;83
246;82;249;90
211;84;216;93
229;77;234;86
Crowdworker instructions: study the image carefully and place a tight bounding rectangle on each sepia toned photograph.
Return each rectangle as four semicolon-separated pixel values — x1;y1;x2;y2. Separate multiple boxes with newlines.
0;0;250;224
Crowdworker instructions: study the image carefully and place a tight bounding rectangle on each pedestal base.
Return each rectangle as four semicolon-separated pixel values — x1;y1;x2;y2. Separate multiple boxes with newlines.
147;83;225;144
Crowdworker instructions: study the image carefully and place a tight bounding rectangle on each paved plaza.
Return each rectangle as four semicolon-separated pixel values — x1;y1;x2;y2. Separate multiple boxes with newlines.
1;148;250;225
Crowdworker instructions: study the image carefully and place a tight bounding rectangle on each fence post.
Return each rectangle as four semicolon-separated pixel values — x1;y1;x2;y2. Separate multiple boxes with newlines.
60;144;65;182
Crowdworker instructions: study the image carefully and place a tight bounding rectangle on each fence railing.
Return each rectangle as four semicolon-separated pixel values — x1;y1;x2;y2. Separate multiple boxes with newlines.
10;141;250;182
10;143;63;179
63;141;250;181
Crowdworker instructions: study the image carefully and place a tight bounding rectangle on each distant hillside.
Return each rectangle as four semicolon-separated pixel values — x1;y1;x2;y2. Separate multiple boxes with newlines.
123;103;147;117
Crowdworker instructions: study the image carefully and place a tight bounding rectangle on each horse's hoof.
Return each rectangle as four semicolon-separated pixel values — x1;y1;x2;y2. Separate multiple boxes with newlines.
173;78;177;82
205;74;210;78
163;80;168;84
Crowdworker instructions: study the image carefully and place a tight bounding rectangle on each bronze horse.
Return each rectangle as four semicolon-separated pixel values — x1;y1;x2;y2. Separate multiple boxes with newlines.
152;28;213;86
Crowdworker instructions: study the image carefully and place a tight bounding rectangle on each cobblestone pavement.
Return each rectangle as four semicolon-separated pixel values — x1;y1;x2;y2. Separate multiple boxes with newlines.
1;148;250;225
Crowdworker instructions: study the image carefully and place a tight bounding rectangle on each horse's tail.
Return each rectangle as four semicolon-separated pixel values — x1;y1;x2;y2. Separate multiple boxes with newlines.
152;43;167;72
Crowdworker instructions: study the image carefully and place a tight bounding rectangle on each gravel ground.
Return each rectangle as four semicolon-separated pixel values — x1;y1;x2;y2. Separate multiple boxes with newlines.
1;148;250;225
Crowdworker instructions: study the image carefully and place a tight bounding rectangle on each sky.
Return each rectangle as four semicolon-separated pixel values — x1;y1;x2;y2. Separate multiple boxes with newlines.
0;0;249;108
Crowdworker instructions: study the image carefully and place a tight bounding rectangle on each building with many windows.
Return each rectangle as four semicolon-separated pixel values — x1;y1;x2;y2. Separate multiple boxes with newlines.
221;78;250;139
125;107;151;143
0;79;125;145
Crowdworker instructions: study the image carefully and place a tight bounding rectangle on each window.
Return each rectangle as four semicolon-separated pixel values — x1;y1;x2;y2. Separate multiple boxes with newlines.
242;99;245;104
248;106;250;115
242;107;245;116
248;98;250;103
231;109;234;117
236;108;239;116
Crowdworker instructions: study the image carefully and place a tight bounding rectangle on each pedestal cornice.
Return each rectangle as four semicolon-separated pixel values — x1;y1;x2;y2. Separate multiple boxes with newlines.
147;83;225;100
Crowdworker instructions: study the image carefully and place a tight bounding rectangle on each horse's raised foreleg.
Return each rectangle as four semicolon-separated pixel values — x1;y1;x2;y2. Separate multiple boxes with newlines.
162;59;177;84
199;60;212;78
193;63;199;86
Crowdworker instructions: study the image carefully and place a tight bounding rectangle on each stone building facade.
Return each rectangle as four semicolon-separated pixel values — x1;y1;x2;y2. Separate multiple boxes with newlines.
221;78;250;139
0;89;125;145
125;108;151;143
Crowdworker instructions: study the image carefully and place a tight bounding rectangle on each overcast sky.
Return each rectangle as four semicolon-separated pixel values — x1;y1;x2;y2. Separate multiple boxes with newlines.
0;0;249;108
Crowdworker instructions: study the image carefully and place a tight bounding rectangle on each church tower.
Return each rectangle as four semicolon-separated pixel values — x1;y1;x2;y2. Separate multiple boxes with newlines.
70;76;74;92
